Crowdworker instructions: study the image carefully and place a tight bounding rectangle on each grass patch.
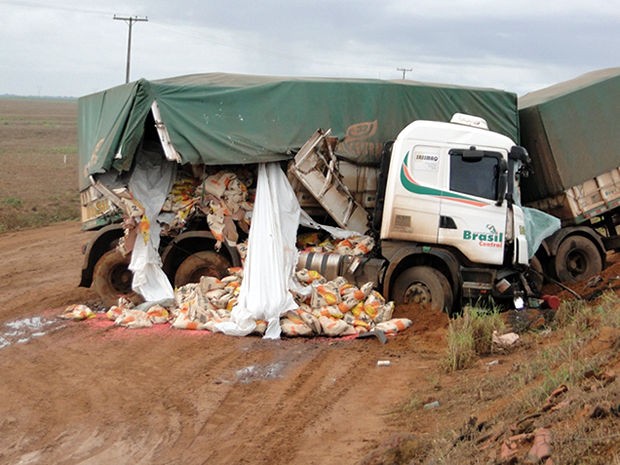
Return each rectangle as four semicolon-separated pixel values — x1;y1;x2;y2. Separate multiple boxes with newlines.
0;98;80;233
596;290;620;327
0;199;80;232
554;290;620;334
50;145;76;155
443;305;506;372
3;197;22;208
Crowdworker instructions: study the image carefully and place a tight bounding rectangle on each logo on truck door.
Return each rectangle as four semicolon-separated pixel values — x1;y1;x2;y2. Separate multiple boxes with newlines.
463;224;503;248
400;153;487;207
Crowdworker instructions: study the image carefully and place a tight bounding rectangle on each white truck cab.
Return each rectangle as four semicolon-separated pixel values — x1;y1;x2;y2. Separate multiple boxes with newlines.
292;114;543;314
382;116;530;268
372;115;540;312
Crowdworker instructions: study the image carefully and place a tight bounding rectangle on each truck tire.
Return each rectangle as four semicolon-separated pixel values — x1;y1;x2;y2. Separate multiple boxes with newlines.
93;249;139;307
174;251;231;287
554;235;603;283
392;266;453;313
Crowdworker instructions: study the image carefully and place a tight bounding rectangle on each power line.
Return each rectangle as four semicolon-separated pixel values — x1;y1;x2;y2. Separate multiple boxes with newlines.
113;14;148;84
397;67;412;79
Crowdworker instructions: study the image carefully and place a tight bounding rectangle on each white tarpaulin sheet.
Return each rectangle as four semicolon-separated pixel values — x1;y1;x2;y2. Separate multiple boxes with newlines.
216;163;301;339
128;148;176;301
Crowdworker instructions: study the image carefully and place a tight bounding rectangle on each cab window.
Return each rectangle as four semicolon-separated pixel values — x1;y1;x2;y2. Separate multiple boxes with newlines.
449;153;500;200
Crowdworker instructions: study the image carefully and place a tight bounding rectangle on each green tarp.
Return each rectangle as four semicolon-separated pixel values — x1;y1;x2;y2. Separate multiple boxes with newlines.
78;73;519;190
518;68;620;202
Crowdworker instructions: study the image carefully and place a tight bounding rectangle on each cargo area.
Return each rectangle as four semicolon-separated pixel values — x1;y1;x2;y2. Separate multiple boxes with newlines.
518;68;620;226
78;74;519;228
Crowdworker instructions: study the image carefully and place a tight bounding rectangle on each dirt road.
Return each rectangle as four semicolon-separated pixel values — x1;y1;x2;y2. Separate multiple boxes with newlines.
0;222;454;465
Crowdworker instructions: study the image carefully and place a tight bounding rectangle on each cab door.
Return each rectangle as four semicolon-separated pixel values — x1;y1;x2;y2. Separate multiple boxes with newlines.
380;143;443;243
437;147;508;265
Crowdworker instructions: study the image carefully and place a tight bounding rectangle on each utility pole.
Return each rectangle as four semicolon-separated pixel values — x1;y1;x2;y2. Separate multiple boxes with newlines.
113;15;148;83
397;67;412;80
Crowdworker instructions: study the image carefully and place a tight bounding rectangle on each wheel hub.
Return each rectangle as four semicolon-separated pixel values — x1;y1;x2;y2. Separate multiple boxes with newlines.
566;250;587;276
110;265;133;293
404;281;433;305
566;250;588;276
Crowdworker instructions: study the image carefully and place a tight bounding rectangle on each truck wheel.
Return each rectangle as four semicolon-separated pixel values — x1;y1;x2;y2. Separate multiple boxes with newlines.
554;236;602;283
93;249;138;307
393;266;453;313
174;251;231;287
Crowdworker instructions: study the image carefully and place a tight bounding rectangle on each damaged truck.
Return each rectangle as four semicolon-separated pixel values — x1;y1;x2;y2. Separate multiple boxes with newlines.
518;68;620;284
77;73;560;313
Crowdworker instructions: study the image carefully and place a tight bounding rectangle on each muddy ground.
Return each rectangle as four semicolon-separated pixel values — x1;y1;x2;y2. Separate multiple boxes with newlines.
0;222;454;465
0;222;618;465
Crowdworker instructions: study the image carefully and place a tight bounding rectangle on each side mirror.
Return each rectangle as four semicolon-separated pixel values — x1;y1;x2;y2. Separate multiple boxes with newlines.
509;145;531;164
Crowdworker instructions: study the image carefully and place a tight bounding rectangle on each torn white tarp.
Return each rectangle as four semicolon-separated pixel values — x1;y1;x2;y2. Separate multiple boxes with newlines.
128;147;176;301
216;163;300;339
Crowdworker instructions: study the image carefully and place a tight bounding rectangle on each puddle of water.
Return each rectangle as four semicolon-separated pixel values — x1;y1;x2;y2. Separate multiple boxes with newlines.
235;361;286;384
0;315;67;350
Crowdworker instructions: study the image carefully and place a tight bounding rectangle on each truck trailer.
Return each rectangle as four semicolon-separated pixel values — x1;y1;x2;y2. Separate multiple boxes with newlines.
77;73;553;313
519;68;620;283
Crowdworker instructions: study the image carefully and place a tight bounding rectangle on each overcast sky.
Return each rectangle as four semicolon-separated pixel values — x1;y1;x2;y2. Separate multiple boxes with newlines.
1;0;618;98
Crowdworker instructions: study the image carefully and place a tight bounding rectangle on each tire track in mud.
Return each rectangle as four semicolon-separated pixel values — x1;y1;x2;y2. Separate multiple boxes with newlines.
163;339;311;464
145;336;287;465
181;340;379;465
258;343;385;465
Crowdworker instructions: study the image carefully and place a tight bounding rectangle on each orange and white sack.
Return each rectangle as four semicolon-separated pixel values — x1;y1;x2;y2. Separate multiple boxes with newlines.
197;171;253;249
311;282;341;307
146;305;170;324
106;306;124;321
59;304;95;321
297;308;321;335
318;315;357;337
172;284;214;329
334;235;375;256
105;296;135;321
374;318;412;334
114;309;153;328
280;311;314;337
171;310;210;330
295;269;326;285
